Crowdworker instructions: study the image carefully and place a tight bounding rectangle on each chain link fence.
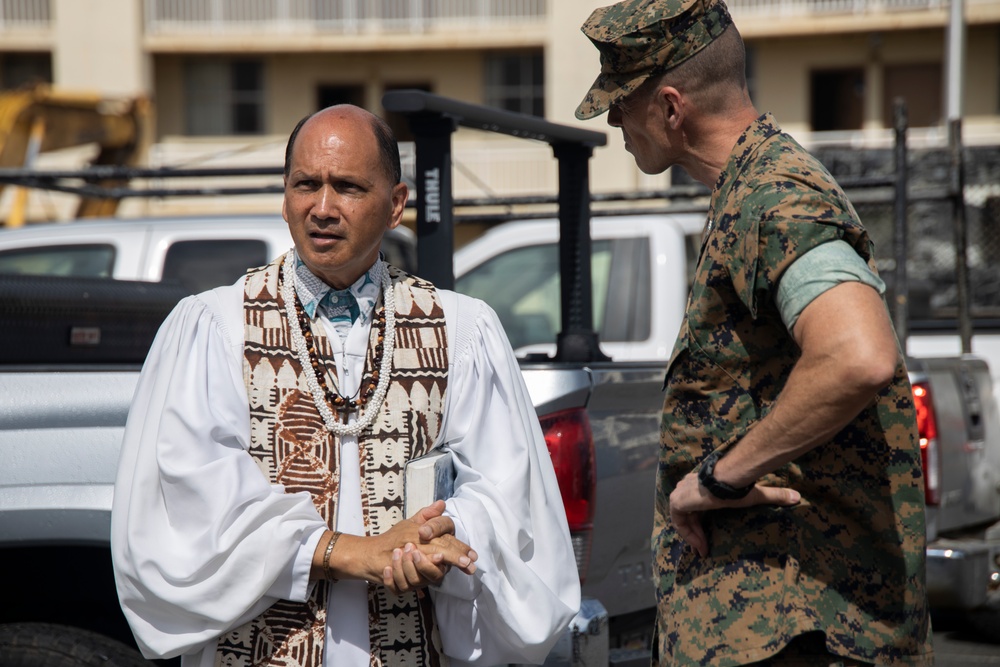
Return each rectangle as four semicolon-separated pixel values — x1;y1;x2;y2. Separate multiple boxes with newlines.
652;139;1000;325
817;144;1000;323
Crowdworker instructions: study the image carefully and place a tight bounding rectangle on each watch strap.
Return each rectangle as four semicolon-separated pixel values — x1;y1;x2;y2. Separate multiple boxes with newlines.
698;449;755;500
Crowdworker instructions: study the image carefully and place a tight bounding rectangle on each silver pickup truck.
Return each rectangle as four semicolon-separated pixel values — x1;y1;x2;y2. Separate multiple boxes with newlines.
3;213;1000;665
909;355;1000;637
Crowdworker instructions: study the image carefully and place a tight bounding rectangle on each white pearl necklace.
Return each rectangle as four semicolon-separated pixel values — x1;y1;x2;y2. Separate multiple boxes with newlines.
281;251;396;437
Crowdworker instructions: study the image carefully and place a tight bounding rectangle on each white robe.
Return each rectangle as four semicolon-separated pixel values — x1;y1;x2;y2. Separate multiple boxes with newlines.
110;277;580;667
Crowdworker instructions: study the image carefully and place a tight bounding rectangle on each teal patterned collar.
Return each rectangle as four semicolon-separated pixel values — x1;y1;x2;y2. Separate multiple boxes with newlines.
292;254;381;325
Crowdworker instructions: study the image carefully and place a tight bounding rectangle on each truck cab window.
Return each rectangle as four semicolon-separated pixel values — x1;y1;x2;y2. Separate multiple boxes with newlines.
455;240;618;351
161;239;268;294
0;244;115;278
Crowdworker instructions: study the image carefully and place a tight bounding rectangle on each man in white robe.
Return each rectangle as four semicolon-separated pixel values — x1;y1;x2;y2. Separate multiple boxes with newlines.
111;104;580;666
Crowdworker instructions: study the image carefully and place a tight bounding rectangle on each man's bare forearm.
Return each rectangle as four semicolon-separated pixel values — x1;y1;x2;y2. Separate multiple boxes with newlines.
712;281;899;488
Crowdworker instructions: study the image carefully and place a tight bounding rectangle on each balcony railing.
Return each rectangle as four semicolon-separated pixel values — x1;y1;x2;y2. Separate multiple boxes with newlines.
728;0;987;17
1;0;995;36
0;0;50;28
144;0;546;35
144;134;556;198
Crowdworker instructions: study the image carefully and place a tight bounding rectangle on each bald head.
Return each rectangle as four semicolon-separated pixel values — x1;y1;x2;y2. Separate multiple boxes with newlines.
281;104;408;289
284;105;402;186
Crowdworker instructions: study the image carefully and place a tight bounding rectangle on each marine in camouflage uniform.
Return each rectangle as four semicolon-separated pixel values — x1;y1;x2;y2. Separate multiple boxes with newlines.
576;0;933;665
653;114;933;665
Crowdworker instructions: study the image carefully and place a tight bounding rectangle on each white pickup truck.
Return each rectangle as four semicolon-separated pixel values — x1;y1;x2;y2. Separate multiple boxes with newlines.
459;217;1000;643
0;214;416;295
1;212;999;664
454;215;703;363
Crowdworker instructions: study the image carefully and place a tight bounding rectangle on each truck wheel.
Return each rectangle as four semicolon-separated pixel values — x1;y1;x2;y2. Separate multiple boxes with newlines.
0;623;152;667
968;609;1000;644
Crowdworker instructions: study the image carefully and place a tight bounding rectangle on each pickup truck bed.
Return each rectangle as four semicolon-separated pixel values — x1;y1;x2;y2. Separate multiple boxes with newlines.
523;363;662;620
908;355;1000;637
4;246;1000;665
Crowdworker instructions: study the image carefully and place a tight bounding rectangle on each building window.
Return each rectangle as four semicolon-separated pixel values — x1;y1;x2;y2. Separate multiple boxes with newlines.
0;53;51;90
810;68;864;132
484;52;544;117
883;63;942;129
184;59;265;135
316;84;366;111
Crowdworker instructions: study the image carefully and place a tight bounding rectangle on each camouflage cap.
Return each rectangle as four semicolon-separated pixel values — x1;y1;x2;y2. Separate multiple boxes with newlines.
575;0;733;120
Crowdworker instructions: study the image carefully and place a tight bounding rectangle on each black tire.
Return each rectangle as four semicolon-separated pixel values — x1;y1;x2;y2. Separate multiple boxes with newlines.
0;623;152;667
968;607;1000;646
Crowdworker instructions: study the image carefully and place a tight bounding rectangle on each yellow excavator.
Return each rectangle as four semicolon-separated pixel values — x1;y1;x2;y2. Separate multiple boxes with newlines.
0;84;151;226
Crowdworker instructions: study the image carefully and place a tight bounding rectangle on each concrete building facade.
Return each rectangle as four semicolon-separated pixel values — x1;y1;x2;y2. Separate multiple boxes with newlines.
0;0;998;221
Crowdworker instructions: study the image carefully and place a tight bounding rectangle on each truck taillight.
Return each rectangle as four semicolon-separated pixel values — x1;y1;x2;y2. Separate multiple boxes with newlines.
540;408;595;581
912;381;941;506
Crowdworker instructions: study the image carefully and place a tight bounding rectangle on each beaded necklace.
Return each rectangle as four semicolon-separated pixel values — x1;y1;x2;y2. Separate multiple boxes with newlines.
280;251;396;437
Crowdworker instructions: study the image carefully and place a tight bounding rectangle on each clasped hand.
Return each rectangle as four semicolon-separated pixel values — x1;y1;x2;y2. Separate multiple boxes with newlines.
374;500;478;595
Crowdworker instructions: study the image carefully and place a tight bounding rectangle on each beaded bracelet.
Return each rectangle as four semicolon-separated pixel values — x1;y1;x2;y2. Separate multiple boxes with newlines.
322;531;342;583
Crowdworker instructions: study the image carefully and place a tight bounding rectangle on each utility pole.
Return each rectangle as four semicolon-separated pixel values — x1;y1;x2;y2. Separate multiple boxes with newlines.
893;99;909;348
946;0;972;353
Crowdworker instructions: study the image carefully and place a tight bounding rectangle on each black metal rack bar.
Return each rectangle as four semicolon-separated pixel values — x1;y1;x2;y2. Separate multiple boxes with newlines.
382;88;609;362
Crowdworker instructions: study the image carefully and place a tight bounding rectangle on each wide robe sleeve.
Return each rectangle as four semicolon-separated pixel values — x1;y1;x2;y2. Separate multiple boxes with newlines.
110;284;327;660
431;293;581;666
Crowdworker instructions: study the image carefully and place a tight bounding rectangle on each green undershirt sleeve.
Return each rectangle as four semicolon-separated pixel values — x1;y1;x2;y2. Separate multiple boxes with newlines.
776;239;886;332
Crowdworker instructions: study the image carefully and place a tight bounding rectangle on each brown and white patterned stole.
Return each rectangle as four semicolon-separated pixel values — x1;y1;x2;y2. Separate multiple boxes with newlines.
216;257;449;667
362;265;449;667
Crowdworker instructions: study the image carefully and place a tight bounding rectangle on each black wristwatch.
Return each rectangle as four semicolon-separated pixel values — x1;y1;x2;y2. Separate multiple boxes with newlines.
698;449;754;500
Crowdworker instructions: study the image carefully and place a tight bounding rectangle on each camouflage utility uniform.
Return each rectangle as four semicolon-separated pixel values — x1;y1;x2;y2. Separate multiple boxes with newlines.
653;113;933;666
